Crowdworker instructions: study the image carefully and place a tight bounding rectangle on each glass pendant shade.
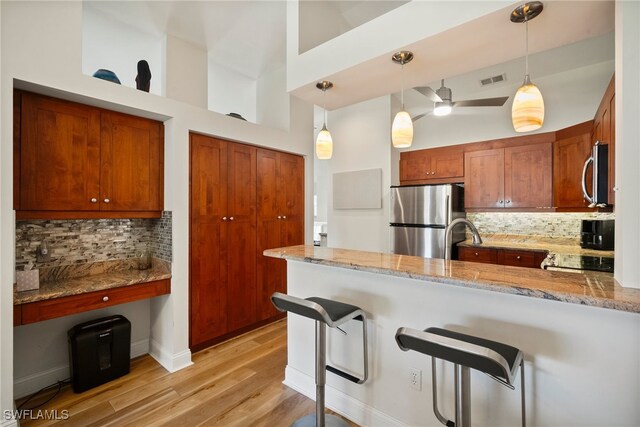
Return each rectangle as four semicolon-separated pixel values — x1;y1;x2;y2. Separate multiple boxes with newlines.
315;125;333;159
392;110;413;148
512;75;544;132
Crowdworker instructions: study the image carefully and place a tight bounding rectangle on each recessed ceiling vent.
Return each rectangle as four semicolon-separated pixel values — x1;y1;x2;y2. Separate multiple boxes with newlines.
480;74;507;86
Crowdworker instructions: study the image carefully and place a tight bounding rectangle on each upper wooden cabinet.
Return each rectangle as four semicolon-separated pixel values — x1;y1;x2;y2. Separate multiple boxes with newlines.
399;145;464;184
465;143;552;209
19;92;102;212
15;91;164;218
593;75;615;205
554;121;593;209
100;112;163;212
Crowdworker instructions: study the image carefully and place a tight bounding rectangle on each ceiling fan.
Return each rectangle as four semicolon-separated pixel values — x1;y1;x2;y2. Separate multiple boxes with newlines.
412;79;509;121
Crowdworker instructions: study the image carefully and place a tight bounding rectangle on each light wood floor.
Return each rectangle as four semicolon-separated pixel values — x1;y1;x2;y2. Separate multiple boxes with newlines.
17;319;357;426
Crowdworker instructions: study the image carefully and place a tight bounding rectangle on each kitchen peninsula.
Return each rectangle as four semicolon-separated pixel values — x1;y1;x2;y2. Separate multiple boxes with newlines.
266;245;640;426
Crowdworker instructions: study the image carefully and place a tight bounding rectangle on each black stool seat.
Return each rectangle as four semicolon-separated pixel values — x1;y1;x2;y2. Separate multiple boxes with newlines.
396;327;522;386
306;297;363;323
396;326;526;427
271;292;364;327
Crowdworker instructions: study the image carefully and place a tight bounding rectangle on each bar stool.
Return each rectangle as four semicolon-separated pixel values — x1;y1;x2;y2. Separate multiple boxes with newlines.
395;327;525;427
271;292;368;427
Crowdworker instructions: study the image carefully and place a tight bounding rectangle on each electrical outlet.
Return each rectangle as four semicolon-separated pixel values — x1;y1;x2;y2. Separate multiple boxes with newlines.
409;367;421;390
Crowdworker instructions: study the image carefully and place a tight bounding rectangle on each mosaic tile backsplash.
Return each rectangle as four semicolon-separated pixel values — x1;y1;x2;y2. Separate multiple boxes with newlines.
15;211;172;270
466;212;615;241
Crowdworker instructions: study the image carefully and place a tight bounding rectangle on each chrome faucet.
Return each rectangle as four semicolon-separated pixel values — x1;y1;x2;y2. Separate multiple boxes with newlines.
444;218;483;260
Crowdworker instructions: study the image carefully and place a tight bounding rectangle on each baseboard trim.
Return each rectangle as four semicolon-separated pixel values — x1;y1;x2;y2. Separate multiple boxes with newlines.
284;365;406;427
13;338;150;399
149;339;193;373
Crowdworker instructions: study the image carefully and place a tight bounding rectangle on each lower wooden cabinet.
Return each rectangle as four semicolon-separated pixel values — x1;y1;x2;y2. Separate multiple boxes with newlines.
15;279;170;326
458;246;547;269
458;246;498;264
189;134;304;351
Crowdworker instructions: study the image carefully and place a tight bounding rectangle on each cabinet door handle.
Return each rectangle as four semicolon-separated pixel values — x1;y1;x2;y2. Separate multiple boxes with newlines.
517;256;521;260
222;217;227;221
431;171;435;175
282;215;287;219
230;217;234;221
103;198;110;203
498;200;504;204
102;296;109;302
474;252;479;256
506;200;512;204
90;198;98;203
277;216;282;219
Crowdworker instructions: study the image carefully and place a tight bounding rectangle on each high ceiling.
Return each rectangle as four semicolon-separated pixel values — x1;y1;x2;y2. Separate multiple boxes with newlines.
84;1;615;110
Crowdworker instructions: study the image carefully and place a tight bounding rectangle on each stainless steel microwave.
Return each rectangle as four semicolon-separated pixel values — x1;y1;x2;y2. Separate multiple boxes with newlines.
581;142;608;207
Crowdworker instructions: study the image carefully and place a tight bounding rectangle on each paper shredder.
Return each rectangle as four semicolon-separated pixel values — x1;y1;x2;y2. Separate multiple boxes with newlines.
68;315;131;393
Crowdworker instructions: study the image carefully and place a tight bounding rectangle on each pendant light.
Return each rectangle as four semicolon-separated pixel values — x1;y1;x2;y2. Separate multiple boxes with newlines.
315;81;334;159
391;51;414;148
511;1;545;133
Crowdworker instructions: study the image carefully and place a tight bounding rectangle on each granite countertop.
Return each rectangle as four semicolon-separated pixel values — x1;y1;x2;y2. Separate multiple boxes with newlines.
14;258;172;305
264;245;639;313
458;234;614;258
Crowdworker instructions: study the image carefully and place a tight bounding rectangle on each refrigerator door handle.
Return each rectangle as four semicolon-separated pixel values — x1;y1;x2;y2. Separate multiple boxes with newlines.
581;156;594;205
445;195;450;226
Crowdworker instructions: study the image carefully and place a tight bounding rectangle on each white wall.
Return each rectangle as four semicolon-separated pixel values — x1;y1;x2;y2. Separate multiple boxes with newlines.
286;261;640;426
0;0;314;412
82;5;163;95
257;65;289;131
614;0;640;289
208;60;257;123
164;35;208;108
325;96;391;253
408;61;614;151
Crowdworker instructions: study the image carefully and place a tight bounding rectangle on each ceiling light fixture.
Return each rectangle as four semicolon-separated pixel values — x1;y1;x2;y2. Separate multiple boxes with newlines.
315;81;334;160
391;51;414;148
433;80;453;116
511;1;545;133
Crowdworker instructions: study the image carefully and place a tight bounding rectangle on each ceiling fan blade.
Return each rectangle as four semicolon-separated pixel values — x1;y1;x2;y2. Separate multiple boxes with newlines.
414;87;443;103
411;113;428;122
454;96;509;107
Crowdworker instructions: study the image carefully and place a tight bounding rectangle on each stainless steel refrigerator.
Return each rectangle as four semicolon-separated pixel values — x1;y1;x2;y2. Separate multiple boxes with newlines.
390;184;465;258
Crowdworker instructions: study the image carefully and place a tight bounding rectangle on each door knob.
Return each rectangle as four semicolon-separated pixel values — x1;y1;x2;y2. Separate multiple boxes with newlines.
103;198;110;203
90;198;97;203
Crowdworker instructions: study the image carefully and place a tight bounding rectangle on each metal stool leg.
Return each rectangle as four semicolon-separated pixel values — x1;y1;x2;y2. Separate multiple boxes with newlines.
316;321;326;426
293;320;348;427
454;364;471;427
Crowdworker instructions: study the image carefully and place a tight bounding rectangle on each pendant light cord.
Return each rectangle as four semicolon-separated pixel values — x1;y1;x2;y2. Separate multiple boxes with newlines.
322;86;327;129
525;19;529;76
401;61;405;109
